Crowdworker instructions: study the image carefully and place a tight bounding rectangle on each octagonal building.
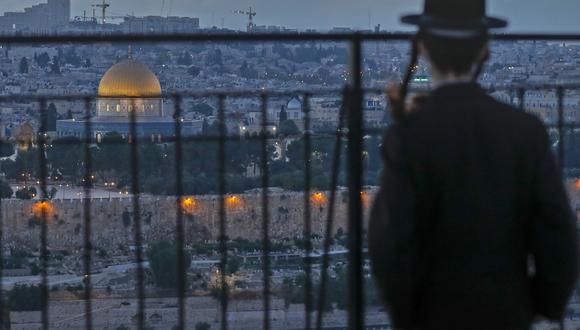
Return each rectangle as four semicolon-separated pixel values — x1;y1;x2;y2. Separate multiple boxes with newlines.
57;57;202;142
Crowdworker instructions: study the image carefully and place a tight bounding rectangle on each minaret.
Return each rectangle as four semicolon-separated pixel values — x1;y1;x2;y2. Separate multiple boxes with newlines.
128;45;133;59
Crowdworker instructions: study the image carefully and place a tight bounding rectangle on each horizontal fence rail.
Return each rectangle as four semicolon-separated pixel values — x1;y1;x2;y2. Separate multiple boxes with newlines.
0;32;579;330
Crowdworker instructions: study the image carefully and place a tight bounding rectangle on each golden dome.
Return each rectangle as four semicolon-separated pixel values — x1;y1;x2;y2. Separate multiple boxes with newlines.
98;59;162;98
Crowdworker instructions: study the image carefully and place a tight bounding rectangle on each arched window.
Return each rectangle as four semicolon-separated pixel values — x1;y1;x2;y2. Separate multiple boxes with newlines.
106;104;110;112
116;104;121;112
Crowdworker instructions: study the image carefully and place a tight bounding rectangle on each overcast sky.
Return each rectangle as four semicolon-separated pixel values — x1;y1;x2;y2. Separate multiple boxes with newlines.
2;0;580;32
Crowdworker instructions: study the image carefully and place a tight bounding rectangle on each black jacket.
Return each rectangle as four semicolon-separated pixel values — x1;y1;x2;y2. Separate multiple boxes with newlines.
369;83;579;330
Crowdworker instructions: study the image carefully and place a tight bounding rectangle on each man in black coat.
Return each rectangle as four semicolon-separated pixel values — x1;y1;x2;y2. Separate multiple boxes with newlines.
369;1;579;329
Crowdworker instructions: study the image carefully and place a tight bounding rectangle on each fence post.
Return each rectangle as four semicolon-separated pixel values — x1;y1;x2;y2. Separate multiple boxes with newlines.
557;87;565;170
347;37;365;330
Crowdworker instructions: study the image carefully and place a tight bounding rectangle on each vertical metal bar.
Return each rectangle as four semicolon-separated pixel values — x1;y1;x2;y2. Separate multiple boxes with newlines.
0;148;4;329
82;97;94;330
0;205;2;329
173;96;186;330
347;38;365;330
518;87;525;111
557;87;565;169
38;99;50;330
129;98;145;330
260;94;271;330
217;95;228;330
315;88;348;330
303;93;313;330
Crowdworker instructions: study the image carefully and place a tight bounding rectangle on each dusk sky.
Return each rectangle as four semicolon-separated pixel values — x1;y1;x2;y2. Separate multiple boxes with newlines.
2;0;580;32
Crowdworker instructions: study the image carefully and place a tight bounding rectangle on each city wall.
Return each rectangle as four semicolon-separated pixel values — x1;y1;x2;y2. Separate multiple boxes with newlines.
0;190;374;253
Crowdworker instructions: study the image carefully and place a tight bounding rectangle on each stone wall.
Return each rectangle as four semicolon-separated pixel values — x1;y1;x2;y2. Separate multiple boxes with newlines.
1;190;372;253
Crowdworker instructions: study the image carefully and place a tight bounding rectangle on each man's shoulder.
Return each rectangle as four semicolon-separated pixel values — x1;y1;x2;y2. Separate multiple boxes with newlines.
405;91;547;135
383;92;549;160
484;96;546;131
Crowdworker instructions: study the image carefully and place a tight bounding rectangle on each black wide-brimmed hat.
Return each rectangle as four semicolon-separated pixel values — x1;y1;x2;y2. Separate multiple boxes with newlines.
402;0;508;37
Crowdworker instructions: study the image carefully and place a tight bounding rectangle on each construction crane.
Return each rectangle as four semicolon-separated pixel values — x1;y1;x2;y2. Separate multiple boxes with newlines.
234;7;257;33
91;0;110;24
74;10;98;23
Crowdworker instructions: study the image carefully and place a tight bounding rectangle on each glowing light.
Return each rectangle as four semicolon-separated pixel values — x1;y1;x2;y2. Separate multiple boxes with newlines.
360;191;371;207
226;195;244;210
32;201;56;220
311;192;328;206
181;197;200;215
575;179;580;191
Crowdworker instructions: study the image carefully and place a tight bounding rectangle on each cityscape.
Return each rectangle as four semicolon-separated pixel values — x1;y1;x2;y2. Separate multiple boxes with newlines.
0;0;579;329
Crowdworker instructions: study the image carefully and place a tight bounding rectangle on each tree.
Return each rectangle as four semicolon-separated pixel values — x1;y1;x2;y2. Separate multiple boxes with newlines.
279;106;288;123
50;56;61;74
0;180;13;199
19;57;29;74
206;49;223;66
278;120;299;136
93;132;129;174
47;103;58;131
155;51;171;66
148;241;192;288
35;52;51;69
122;209;131;228
47;137;82;177
188;65;201;77
8;285;42;311
0;140;13;157
191;103;214;116
202;119;210;135
15;187;36;200
177;51;193;66
63;47;82;66
239;61;258;79
226;255;241;275
49;187;58;200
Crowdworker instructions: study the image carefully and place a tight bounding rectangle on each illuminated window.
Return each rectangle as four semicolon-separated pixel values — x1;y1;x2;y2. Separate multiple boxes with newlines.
116;104;121;112
106;104;110;112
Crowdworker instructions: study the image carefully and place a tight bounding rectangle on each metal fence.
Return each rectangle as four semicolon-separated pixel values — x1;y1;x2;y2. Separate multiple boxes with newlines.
0;32;579;330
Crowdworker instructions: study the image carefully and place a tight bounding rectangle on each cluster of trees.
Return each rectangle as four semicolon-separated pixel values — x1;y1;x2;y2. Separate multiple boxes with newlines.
7;284;42;311
273;44;349;64
0;180;12;199
206;49;223;67
280;266;381;311
30;51;65;74
0;130;384;196
239;61;259;79
176;51;194;66
148;241;192;289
